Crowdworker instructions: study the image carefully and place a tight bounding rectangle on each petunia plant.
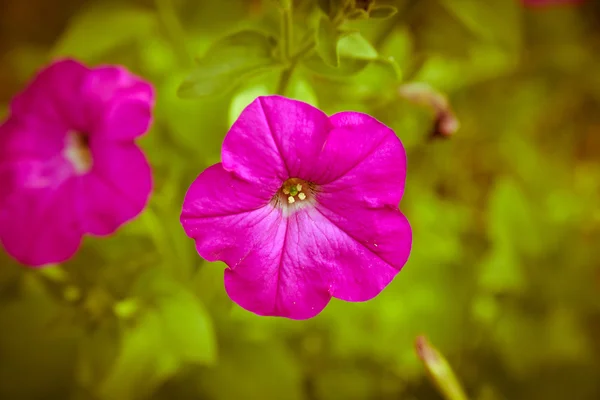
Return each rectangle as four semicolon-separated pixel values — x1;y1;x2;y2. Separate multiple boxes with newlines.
178;0;402;100
1;0;598;399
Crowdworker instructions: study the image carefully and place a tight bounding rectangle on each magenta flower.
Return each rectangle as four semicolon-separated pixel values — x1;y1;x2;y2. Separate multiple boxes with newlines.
181;96;412;319
0;59;154;267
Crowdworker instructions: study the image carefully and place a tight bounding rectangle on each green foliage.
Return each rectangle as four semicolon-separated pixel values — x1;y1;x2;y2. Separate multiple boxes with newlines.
1;0;600;399
368;5;398;20
51;2;158;62
178;30;281;98
198;341;305;400
316;16;340;67
91;270;216;400
304;31;380;78
317;0;348;19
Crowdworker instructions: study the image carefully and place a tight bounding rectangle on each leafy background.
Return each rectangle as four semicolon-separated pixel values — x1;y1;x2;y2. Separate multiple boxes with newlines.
1;0;600;399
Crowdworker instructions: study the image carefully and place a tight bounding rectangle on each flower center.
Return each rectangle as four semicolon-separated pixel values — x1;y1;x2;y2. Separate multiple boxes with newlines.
277;177;314;206
64;131;92;175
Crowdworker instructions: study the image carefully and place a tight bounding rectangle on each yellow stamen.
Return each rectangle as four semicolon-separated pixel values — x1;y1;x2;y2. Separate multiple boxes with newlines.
298;192;306;201
288;196;295;204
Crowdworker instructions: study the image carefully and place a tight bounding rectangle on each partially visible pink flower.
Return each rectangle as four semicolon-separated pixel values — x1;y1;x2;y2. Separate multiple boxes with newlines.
521;0;585;7
181;96;412;320
0;59;154;267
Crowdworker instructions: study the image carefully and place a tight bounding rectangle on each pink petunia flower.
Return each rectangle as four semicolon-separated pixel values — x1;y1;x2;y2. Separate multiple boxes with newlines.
181;96;412;320
521;0;585;7
0;59;154;267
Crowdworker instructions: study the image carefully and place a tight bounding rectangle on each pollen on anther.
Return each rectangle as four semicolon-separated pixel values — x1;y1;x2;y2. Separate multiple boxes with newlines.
298;192;306;201
296;184;302;191
283;187;290;195
288;196;295;204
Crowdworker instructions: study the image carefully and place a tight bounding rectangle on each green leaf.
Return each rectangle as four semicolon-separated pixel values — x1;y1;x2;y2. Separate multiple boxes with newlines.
316;17;340;67
478;246;525;294
178;30;280;98
304;32;378;78
99;311;178;400
157;71;229;157
338;32;378;60
488;178;543;257
347;9;369;20
228;77;318;127
278;0;292;9
368;5;398;20
133;270;217;365
288;78;319;107
199;342;305;400
437;0;521;51
156;291;216;365
98;271;216;400
317;0;347;18
317;0;333;15
229;84;270;127
76;321;120;390
51;3;157;62
302;55;370;78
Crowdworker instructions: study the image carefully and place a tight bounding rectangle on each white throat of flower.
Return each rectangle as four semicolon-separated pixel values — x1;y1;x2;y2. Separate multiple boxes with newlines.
276;178;316;215
63;131;93;175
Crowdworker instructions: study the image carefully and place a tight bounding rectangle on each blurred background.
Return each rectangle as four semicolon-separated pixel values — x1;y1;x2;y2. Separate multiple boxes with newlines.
1;0;600;399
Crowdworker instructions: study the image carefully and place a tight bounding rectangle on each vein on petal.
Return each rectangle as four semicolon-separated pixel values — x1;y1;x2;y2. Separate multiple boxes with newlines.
257;97;290;177
319;128;391;186
273;211;289;315
312;204;401;271
182;204;269;220
94;168;143;212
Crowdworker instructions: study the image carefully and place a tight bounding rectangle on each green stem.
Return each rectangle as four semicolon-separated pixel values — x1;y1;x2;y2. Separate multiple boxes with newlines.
416;336;469;400
276;36;317;95
276;66;295;95
282;5;293;61
155;0;192;67
277;4;295;96
291;35;317;61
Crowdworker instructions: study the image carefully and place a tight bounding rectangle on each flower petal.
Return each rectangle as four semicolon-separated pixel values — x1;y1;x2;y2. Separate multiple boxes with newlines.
224;202;411;318
181;163;332;319
0;117;65;166
224;207;334;320
313;112;406;207
0;177;82;266
222;96;331;188
10;59;90;131
314;202;412;301
78;142;152;235
181;163;277;262
82;66;155;141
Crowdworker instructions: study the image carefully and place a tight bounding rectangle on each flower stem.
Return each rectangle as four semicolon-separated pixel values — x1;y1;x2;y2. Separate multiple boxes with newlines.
277;3;295;96
155;0;192;67
276;33;318;95
276;66;295;95
281;3;293;61
291;34;317;61
415;336;469;400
